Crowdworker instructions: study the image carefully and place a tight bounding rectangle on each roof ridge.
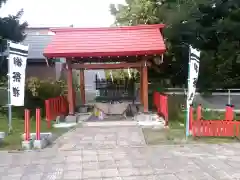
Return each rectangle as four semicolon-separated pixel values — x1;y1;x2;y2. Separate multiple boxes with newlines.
50;24;165;33
25;34;54;37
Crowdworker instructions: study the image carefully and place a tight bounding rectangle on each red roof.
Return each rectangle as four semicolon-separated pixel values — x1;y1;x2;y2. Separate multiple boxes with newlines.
43;24;166;58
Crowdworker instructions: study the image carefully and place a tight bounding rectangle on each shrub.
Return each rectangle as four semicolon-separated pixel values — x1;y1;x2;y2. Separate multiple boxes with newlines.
25;77;66;109
0;77;66;119
26;77;66;99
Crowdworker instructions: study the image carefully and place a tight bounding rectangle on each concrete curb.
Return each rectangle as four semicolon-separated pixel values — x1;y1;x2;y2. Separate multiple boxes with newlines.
21;132;53;150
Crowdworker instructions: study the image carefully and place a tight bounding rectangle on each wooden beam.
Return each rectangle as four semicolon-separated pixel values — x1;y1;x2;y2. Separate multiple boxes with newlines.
71;62;151;69
79;69;86;104
66;60;75;115
72;55;148;63
142;61;149;112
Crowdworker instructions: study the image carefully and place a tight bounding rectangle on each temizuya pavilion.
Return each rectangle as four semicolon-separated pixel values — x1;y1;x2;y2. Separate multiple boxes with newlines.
43;24;166;115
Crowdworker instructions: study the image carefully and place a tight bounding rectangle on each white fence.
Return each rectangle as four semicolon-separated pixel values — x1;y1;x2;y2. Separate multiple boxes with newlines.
163;88;240;110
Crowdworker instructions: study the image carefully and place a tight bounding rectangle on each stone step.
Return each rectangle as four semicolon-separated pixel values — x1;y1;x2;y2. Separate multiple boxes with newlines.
83;120;138;127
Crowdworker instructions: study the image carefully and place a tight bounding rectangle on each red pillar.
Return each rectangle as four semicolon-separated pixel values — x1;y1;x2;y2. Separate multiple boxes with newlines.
67;60;75;115
139;67;143;103
80;69;86;104
142;61;148;112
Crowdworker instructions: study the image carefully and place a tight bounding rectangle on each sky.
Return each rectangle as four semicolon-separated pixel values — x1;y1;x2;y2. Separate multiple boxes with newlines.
0;0;125;27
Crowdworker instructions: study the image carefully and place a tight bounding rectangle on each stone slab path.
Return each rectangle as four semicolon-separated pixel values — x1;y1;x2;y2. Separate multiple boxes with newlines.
1;126;240;179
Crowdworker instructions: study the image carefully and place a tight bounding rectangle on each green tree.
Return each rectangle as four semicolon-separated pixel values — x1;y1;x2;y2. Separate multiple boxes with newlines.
110;0;201;87
0;0;28;81
110;0;240;89
179;0;240;89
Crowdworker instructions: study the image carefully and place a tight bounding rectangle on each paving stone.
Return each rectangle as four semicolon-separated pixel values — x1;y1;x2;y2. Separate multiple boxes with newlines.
176;171;216;180
42;170;64;180
7;165;26;175
132;159;149;168
155;174;180;180
102;177;123;180
99;160;117;169
119;168;141;176
24;164;45;173
101;168;119;178
122;176;146;180
138;167;154;176
43;166;64;180
2;126;240;179
115;160;132;168
20;173;43;180
31;158;49;165
82;161;99;170
82;155;98;162
1;174;23;180
65;162;82;171
50;157;66;164
98;154;114;161
63;170;82;179
66;156;82;163
82;170;101;179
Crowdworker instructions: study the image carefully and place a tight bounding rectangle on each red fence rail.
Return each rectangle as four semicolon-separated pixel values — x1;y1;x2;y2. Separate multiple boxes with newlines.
153;92;168;126
45;96;68;128
191;104;240;137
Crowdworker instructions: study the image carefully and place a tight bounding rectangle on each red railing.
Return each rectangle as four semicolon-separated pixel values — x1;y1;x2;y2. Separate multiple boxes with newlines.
153;91;168;126
24;108;43;141
191;104;240;137
45;96;68;128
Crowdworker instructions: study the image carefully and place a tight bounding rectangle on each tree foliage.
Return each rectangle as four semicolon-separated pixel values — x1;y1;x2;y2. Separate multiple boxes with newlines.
110;0;240;89
0;9;28;42
0;0;28;80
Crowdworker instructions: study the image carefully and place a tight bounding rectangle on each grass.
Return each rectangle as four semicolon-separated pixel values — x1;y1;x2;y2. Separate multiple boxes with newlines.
144;91;239;145
143;109;240;145
0;114;72;150
143;121;239;145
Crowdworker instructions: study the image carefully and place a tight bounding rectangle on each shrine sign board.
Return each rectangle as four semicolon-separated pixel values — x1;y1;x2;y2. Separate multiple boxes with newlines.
9;42;29;106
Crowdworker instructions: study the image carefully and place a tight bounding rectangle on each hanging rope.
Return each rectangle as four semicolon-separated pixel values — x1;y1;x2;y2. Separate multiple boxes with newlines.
128;68;132;79
110;70;114;82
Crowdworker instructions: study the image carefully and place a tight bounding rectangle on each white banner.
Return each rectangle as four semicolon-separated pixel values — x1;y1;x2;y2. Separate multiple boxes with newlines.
9;42;29;106
187;46;201;105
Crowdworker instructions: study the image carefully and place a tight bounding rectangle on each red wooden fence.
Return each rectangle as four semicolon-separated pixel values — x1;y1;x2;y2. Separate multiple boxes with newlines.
153;92;168;126
45;96;68;128
191;104;240;137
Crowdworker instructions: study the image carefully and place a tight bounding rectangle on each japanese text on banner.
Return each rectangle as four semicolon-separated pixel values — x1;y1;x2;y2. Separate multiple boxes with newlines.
9;42;29;106
187;46;200;106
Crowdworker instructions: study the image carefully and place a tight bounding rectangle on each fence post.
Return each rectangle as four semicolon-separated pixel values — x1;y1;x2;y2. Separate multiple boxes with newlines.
228;89;231;105
225;104;234;121
189;105;193;134
197;104;202;121
24;109;30;141
164;95;168;127
45;100;51;129
36;108;41;140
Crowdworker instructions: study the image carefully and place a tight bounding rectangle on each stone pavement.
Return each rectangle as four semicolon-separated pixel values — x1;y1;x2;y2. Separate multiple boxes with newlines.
1;126;240;179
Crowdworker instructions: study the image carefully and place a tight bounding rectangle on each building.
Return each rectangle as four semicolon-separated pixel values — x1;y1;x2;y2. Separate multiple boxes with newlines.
23;28;54;79
23;27;105;92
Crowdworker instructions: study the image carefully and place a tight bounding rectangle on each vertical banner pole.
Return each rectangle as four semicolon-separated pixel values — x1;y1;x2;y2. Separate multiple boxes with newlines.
186;45;201;138
7;42;12;133
185;47;191;138
8;42;29;134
